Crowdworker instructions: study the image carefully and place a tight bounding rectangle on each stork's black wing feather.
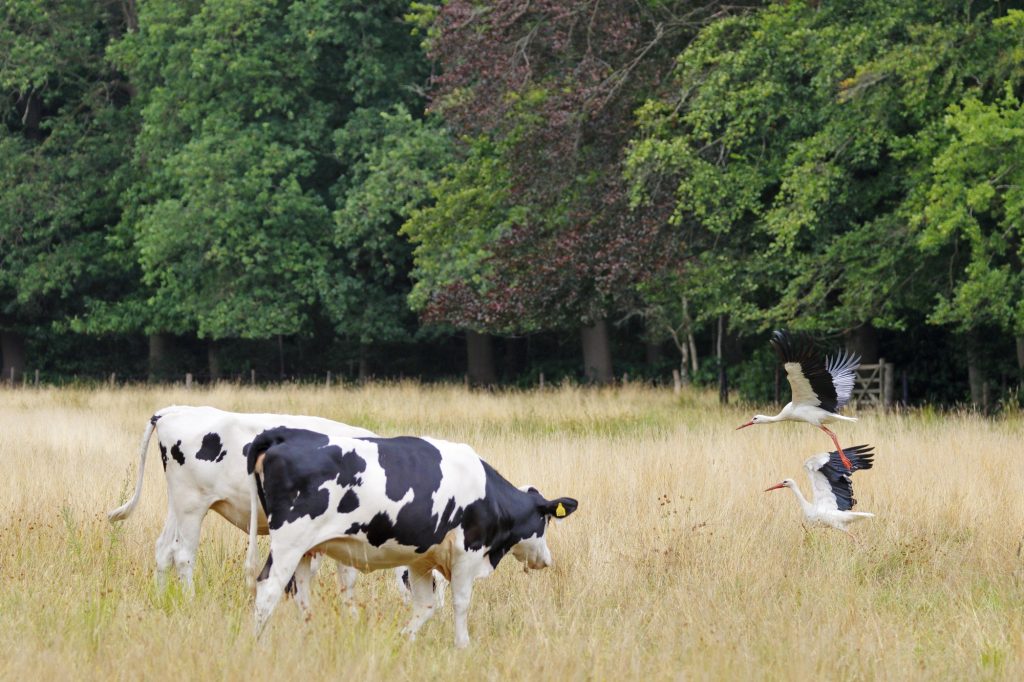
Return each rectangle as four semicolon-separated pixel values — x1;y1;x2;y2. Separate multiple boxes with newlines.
817;444;875;511
770;330;840;412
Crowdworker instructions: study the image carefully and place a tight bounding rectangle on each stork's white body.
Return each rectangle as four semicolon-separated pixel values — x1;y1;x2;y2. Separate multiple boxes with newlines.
758;402;858;428
767;447;876;534
779;481;874;532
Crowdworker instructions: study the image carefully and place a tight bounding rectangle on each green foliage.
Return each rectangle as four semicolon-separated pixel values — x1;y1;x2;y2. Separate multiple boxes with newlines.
324;106;451;344
628;0;1017;338
402;136;519;315
918;84;1024;334
98;0;433;340
0;0;135;329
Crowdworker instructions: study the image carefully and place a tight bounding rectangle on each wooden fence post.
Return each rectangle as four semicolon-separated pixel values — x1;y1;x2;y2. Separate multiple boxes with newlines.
883;361;895;408
325;371;331;388
250;369;256;385
672;369;681;396
34;369;39;386
185;372;193;389
109;372;116;387
539;372;545;390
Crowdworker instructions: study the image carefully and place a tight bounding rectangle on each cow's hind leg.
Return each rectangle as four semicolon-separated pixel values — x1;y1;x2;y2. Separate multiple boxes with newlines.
254;547;304;636
291;555;317;621
337;563;359;616
171;507;206;595
154;506;177;590
399;566;439;641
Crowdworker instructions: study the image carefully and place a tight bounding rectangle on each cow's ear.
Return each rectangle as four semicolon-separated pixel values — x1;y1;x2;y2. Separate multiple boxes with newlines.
542;497;578;519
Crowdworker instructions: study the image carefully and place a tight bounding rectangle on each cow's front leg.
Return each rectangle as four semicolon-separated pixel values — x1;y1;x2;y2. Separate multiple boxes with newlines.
400;567;438;641
450;560;478;649
336;564;359;617
254;548;303;637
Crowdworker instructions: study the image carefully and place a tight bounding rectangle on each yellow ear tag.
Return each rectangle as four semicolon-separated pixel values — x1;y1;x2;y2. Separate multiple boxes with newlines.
555;502;566;518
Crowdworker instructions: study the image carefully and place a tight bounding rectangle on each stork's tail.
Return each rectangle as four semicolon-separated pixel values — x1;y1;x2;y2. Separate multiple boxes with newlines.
107;416;159;522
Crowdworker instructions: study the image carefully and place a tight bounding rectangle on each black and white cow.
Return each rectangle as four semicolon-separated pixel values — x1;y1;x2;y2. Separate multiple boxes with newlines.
246;427;579;648
107;405;406;612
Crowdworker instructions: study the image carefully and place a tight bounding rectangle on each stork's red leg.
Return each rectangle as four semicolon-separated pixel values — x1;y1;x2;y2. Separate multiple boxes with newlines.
820;426;852;470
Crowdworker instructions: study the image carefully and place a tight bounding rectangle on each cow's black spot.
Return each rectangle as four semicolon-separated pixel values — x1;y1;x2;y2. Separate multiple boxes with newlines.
401;569;410;590
345;437;464;552
159;443;168;471
363;512;396;547
462;461;550;568
196;432;227;463
170;440;185;466
337;489;359;514
251;428;367;531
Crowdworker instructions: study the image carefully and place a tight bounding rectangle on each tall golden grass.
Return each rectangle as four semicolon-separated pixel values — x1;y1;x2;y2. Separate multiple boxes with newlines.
1;383;1022;680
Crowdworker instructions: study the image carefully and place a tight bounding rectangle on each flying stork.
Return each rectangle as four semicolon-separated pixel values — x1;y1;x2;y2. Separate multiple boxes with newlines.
764;444;876;535
737;329;860;469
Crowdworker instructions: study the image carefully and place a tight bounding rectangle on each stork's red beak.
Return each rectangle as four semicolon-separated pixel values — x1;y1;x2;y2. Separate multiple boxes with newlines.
736;421;754;430
764;483;786;492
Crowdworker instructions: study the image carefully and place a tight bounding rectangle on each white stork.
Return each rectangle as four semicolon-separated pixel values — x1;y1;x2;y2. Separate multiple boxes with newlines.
765;444;876;535
737;329;860;469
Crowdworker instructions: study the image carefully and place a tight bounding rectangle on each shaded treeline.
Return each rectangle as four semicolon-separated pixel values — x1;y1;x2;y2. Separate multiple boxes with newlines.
2;0;1023;405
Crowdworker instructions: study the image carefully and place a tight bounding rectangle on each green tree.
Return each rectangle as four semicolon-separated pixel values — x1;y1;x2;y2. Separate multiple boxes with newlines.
69;0;438;378
324;106;450;375
0;0;136;380
627;0;1019;396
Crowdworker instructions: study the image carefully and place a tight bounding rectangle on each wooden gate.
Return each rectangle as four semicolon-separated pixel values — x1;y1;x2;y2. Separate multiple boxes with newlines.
852;359;895;408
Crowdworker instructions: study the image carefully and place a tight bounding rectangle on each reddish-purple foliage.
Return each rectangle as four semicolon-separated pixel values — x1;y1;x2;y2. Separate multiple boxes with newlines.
423;1;723;331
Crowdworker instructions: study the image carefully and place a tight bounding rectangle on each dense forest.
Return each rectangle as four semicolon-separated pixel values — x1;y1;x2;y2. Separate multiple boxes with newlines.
2;0;1023;406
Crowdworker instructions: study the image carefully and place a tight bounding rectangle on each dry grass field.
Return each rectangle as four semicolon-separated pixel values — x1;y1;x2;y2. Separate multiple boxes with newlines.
1;383;1023;680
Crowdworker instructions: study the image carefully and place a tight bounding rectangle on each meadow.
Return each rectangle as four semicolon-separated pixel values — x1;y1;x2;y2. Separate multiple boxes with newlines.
1;383;1022;680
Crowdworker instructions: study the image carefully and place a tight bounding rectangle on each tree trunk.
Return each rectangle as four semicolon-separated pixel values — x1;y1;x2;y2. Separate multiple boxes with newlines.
581;319;613;384
466;331;497;387
716;314;728;405
644;340;663;368
966;333;984;408
358;345;370;383
1016;335;1024;376
1;330;26;384
678;341;691;385
277;335;285;380
207;340;221;382
845;323;879;364
148;333;171;382
688;331;699;376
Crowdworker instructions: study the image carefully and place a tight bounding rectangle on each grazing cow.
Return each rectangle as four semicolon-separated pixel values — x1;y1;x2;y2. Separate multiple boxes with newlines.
107;406;378;609
246;427;579;648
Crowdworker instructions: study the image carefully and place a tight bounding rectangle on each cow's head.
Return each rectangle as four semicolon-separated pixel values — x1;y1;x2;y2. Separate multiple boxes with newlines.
510;488;579;569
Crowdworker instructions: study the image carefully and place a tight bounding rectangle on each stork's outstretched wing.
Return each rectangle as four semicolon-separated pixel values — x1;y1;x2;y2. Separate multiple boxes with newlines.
771;330;860;413
804;444;875;511
826;349;861;410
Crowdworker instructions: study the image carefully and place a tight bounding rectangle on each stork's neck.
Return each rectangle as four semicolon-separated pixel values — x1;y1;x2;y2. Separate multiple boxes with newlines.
761;406;791;423
786;484;813;518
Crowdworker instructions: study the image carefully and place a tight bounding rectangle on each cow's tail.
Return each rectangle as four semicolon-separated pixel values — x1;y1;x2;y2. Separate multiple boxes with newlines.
107;416;159;522
245;467;261;591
